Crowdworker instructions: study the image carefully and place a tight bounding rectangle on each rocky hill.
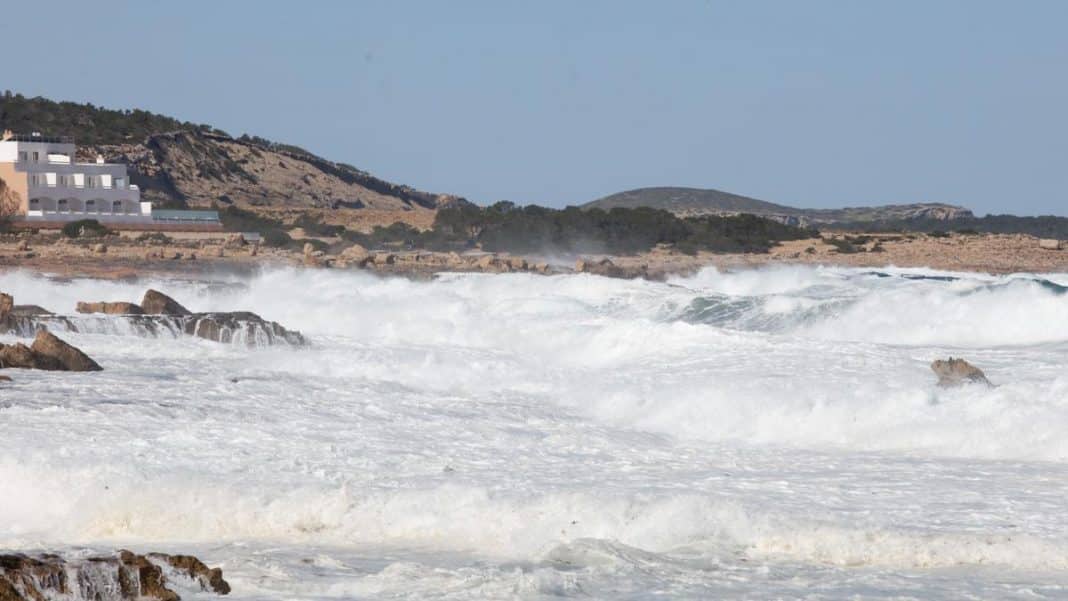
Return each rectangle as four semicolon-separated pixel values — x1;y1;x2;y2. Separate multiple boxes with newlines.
0;92;467;214
584;187;974;226
83;130;466;212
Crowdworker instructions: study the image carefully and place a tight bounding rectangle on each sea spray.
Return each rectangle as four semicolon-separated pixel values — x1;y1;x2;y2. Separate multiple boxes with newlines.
1;265;1067;598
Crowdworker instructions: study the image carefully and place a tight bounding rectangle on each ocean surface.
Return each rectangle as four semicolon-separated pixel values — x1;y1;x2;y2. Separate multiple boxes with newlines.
2;265;1067;600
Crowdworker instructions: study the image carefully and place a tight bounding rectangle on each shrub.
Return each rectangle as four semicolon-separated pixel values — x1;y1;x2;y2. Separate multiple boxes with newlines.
62;219;109;238
262;229;292;247
135;232;172;244
218;205;284;233
824;237;858;254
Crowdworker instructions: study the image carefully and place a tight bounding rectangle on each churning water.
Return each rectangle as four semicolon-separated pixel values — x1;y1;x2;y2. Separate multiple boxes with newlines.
1;265;1067;599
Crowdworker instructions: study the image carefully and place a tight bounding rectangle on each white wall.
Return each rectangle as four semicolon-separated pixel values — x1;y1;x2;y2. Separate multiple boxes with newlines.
0;142;16;163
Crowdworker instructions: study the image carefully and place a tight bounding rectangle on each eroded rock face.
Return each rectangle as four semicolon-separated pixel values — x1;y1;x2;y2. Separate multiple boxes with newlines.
182;312;306;345
77;301;145;315
31;330;103;371
0;330;102;372
0;550;230;601
5;290;305;347
931;357;991;387
141;289;193;316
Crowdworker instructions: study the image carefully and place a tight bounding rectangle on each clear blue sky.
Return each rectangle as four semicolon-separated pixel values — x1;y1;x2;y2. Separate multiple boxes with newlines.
2;1;1066;215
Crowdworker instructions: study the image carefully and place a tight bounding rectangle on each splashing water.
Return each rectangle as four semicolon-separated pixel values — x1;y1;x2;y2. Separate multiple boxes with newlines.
1;265;1067;599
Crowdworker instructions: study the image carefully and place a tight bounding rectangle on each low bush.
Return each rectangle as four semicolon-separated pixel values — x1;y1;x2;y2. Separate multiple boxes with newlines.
62;219;109;238
262;229;292;247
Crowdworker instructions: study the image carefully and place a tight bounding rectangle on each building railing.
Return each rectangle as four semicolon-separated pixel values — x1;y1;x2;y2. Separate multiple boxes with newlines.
5;134;74;144
28;183;139;191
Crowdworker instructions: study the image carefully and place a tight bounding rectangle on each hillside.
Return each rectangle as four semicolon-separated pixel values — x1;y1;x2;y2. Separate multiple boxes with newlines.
584;187;974;226
0;92;467;218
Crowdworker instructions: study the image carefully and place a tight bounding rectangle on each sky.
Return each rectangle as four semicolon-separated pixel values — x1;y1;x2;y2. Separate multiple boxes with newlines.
1;1;1066;215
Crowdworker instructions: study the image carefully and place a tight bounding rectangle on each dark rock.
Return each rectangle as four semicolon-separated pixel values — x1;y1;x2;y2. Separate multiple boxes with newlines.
183;311;306;345
10;305;53;316
931;357;992;387
141;289;192;316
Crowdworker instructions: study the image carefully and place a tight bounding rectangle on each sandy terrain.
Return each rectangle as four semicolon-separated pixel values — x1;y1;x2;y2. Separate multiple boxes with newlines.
1;231;1066;281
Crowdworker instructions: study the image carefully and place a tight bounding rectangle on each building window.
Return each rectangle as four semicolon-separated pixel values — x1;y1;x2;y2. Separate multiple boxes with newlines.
31;151;39;162
17;151;27;162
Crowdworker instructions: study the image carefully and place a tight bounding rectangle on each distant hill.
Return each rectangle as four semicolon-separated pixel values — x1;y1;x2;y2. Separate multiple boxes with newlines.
584;187;974;226
0;92;468;212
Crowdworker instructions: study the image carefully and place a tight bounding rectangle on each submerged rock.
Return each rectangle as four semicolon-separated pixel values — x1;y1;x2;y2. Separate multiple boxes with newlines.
183;311;306;345
0;329;102;371
141;289;192;316
931;357;991;387
2;290;305;347
0;550;230;601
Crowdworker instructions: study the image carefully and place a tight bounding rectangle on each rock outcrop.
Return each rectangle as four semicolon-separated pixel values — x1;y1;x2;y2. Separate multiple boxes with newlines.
0;329;102;371
0;550;230;601
77;301;145;315
0;292;12;333
141;289;193;316
73;290;306;346
931;357;992;387
86;129;469;213
4;290;305;347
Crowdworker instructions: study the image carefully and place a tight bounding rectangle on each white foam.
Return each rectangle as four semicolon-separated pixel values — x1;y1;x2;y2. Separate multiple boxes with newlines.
3;265;1068;598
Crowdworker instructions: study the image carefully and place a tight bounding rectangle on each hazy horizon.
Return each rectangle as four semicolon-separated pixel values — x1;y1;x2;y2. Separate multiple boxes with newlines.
2;0;1066;216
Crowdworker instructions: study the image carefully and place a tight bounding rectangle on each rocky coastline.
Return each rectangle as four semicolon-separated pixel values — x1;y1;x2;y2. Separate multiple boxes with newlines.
2;230;1067;281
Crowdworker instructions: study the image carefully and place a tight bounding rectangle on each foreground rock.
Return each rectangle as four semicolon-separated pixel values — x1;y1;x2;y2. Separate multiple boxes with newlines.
74;289;305;346
931;357;992;387
0;329;102;371
0;550;229;601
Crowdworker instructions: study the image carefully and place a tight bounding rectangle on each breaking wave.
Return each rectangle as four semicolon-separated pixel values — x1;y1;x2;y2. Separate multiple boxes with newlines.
2;265;1068;596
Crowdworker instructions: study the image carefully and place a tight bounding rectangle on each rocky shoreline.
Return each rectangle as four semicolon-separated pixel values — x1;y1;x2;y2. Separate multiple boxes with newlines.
2;230;1067;280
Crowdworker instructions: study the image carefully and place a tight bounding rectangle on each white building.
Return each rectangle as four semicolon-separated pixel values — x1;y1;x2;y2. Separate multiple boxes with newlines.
0;130;150;221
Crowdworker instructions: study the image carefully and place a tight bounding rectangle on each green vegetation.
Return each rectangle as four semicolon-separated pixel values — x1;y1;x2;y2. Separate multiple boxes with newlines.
220;202;815;256
292;214;345;237
343;203;817;255
828;215;1068;238
61;219;110;238
825;237;859;254
0;91;215;145
216;205;284;232
262;230;293;248
134;232;173;244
